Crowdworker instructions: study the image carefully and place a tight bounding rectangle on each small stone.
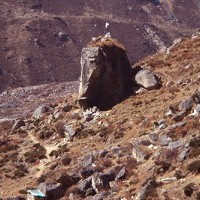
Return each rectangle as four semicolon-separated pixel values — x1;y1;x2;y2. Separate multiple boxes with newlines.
85;188;96;197
115;167;126;180
132;143;150;162
136;178;158;200
135;87;147;94
193;104;200;115
80;167;95;178
172;111;185;122
165;109;174;117
99;170;116;187
178;148;189;161
135;69;160;90
78;177;92;193
168;140;183;149
11;119;25;131
83;154;94;167
58;32;70;42
139;140;151;146
63;124;76;140
99;150;108;158
149;133;159;142
112;147;122;156
159;135;172;146
178;97;193;112
32;105;50;119
37;182;63;199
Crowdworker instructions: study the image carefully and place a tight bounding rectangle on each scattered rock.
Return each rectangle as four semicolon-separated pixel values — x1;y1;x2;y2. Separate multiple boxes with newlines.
149;133;159;142
168;140;183;149
11;119;25;131
172;111;186;122
99;170;116;187
78;177;92;194
37;182;63;200
178;97;193;112
32;105;50;119
83;107;100;121
63;124;76;140
80;167;96;178
178;148;189;161
115;167;126;180
135;69;160;90
192;104;200;115
136;178;158;200
159;135;172;146
99;150;108;158
83;154;94;167
58;32;70;42
132;142;150;162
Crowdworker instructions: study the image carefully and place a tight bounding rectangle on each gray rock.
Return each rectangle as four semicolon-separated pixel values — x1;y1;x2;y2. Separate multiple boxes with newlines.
172;111;185;122
85;188;96;197
63;124;76;140
78;43;133;110
32;105;50;119
149;133;159;142
78;177;92;193
99;150;108;158
91;173;101;193
192;91;200;103
135;69;160;90
168;140;183;149
194;104;200;114
136;179;157;200
112;147;122;156
80;167;96;178
159;135;172;146
179;148;189;161
37;182;63;200
11;119;25;131
99;170;116;187
58;32;70;41
115;167;126;180
132;143;150;162
83;154;94;167
178;97;193;112
83;107;100;121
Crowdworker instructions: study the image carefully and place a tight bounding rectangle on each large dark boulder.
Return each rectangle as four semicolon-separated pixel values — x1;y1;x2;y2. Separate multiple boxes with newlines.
78;37;133;110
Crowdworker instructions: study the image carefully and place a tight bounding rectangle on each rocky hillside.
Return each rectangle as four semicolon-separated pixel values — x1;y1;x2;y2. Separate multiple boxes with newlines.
1;33;200;199
1;0;200;92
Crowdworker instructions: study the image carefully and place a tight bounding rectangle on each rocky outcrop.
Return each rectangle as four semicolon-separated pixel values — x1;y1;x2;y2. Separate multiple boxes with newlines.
79;37;133;110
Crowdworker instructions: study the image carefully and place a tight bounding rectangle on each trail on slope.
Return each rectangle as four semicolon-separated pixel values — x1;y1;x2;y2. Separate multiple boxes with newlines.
27;131;61;178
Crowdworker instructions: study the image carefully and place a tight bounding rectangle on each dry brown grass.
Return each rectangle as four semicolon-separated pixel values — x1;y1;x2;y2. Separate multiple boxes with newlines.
88;36;125;50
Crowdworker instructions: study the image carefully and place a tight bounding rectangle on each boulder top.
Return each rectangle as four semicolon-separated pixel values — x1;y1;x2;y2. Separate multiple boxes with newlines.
88;35;125;51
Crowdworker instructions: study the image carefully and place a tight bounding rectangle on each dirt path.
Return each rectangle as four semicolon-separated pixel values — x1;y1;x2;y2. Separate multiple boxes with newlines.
27;131;60;178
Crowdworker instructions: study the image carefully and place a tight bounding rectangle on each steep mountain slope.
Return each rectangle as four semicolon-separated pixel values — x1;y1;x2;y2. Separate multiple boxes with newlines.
1;33;200;199
0;0;200;92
